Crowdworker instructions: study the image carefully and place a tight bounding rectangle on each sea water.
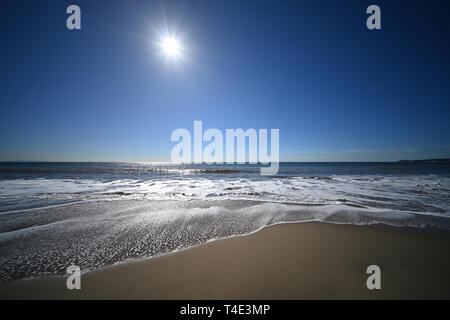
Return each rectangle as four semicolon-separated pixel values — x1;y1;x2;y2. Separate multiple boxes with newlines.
0;162;449;281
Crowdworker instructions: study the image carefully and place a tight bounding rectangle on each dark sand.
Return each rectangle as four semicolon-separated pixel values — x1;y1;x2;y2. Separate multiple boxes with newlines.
1;222;450;299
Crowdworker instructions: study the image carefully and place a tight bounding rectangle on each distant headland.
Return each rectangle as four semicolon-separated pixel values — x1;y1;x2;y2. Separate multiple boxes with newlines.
398;158;450;163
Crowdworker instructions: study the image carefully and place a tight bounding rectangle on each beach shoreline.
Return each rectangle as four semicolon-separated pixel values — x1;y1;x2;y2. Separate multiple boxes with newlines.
1;221;450;300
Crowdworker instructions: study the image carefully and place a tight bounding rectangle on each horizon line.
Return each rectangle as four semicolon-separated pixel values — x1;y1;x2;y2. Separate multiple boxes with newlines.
1;159;448;164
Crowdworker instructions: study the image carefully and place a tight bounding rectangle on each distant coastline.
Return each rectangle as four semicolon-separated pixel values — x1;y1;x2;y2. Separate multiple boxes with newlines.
398;158;450;163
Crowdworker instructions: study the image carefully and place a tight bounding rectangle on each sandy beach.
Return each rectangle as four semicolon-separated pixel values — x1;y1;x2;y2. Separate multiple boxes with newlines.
1;221;450;299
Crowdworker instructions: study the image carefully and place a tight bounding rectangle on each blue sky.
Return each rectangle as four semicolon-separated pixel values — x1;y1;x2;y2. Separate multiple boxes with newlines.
1;0;449;162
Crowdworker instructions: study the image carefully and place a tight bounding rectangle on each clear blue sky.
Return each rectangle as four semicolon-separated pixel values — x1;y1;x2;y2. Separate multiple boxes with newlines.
1;0;449;162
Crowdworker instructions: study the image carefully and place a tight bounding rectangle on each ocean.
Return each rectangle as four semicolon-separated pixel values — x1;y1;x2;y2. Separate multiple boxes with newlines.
1;161;449;282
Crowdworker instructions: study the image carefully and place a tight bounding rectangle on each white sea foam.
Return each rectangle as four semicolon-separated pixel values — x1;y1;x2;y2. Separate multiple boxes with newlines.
1;174;449;214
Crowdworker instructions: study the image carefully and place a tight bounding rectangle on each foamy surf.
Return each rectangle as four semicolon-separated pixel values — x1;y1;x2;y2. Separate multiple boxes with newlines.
1;173;449;214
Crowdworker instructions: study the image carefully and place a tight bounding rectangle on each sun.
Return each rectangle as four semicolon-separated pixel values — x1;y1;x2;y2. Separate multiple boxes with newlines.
161;36;181;57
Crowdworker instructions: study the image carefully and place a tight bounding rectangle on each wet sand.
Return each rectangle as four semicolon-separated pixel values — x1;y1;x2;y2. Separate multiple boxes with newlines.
1;222;450;299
